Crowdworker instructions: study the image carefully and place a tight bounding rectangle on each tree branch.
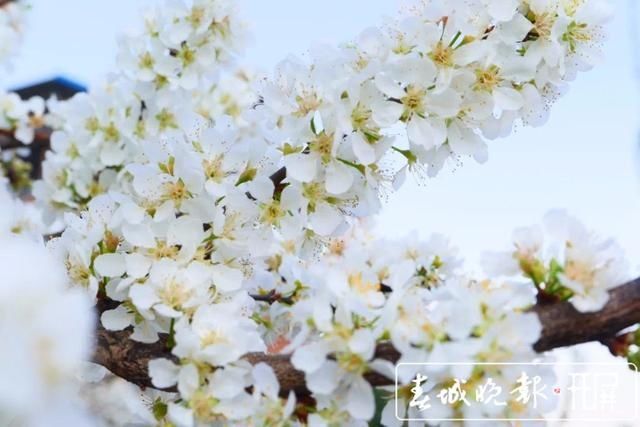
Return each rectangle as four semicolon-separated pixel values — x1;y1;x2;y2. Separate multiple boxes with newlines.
22;119;636;393
0;128;51;150
91;276;640;395
532;278;640;352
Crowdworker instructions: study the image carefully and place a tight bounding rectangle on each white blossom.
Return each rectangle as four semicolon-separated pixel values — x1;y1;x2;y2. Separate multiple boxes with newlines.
0;0;624;424
0;232;94;425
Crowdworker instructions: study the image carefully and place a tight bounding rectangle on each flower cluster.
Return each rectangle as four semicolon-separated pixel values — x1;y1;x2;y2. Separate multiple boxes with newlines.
0;91;45;145
34;0;255;219
483;210;629;313
0;2;44;189
0;91;47;191
22;0;631;425
132;223;555;425
49;121;281;329
37;0;611;239
292;231;552;424
255;0;611;220
56;178;622;426
0;180;95;426
116;0;247;89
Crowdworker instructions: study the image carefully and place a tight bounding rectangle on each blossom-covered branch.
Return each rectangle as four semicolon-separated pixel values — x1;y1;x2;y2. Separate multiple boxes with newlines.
37;0;624;424
1;0;630;424
92;276;640;394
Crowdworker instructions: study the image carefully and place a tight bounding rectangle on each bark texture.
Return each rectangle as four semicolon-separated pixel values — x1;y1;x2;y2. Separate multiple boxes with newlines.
92;277;640;394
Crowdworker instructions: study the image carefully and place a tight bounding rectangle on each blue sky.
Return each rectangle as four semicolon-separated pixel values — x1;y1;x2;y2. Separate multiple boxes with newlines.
4;0;640;265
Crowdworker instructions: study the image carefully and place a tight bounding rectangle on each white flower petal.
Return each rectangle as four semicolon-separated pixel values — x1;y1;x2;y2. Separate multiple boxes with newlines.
129;284;158;311
309;202;343;236
148;358;179;389
284;153;318;183
94;253;126;278
351;133;377;166
178;364;200;399
374;73;405;99
248;177;275;203
101;305;134;331
325;161;355;195
348;329;375;360
167;403;193;427
488;0;518;21
306;361;341;394
122;223;156;248
252;362;280;400
291;342;329;373
346;377;375;420
494;86;524;111
125;253;152;279
407;116;446;149
209;368;246;399
211;264;243;292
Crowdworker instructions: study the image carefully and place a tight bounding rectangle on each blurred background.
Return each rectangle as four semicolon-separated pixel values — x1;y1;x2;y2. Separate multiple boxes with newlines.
3;0;640;425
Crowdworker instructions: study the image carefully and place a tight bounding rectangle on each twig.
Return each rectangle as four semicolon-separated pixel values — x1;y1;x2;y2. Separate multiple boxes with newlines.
0;128;52;150
250;290;294;305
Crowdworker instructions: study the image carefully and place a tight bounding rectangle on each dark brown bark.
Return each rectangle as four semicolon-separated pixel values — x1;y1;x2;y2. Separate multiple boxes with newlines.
0;128;52;183
93;325;175;390
0;128;51;150
532;277;640;352
91;277;640;395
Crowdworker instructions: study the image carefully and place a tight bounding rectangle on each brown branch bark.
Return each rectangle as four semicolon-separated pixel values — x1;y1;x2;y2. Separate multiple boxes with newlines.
91;276;640;395
533;278;640;352
0;128;52;181
0;128;51;150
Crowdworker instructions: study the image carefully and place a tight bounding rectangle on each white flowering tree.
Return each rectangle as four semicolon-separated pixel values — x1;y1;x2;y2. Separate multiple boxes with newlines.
1;0;640;425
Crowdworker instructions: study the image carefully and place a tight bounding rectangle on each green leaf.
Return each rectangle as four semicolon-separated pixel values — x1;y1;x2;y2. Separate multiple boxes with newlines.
369;388;388;427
